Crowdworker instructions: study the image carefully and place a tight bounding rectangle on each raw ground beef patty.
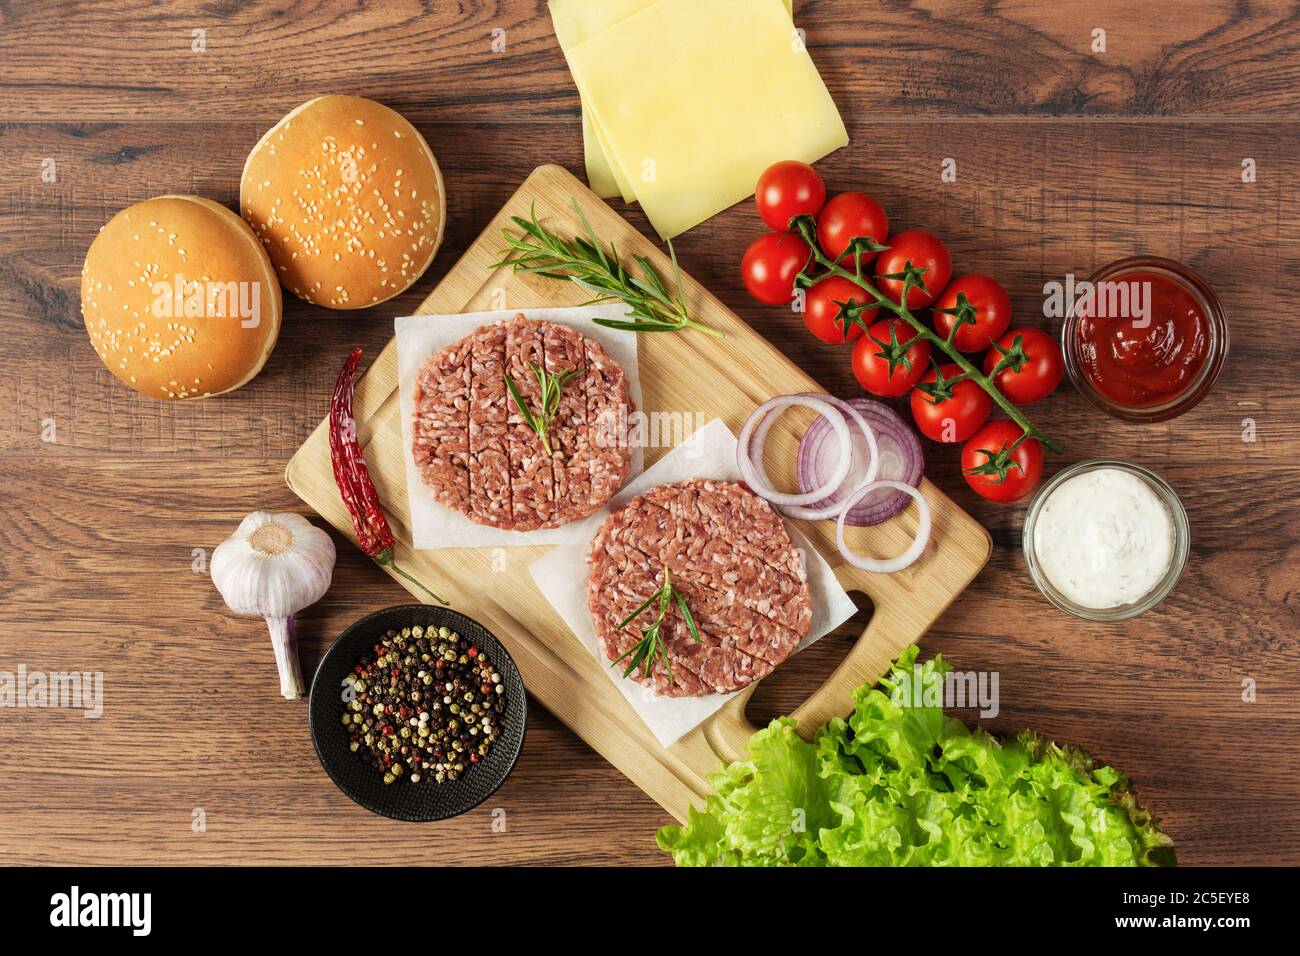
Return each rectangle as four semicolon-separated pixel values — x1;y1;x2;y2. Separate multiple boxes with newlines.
587;479;813;697
411;314;633;531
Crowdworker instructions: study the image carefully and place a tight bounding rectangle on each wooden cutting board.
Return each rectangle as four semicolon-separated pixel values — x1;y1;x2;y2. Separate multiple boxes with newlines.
285;164;991;821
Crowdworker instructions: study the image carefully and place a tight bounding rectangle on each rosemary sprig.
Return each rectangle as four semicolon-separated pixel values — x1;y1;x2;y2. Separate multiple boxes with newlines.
610;565;701;686
503;362;582;457
497;198;723;338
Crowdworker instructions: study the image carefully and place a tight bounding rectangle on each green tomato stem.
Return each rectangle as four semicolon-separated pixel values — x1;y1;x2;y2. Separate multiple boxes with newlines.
794;219;1064;456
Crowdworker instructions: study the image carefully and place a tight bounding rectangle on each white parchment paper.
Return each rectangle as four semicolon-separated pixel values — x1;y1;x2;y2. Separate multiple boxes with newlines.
395;306;644;549
529;418;857;747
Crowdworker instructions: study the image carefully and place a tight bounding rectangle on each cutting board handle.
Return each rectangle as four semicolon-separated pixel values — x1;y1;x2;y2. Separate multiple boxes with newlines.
788;563;910;736
707;562;913;760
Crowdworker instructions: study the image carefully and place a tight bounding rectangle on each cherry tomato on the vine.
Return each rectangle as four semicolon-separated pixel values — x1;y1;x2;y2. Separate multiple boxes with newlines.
816;192;890;265
910;364;992;443
741;232;811;306
932;274;1012;353
874;230;952;309
755;161;826;232
802;276;875;344
982;327;1064;404
961;420;1043;503
851;318;931;397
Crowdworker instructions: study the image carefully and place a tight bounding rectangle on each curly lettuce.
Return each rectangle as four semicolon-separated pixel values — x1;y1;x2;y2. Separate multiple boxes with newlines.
657;647;1175;867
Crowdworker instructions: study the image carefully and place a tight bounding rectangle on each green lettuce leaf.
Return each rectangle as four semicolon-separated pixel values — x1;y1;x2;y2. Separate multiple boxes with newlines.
657;646;1175;867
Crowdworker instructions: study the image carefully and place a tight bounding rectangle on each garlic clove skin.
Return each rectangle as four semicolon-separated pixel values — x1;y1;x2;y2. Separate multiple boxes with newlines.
212;511;335;619
211;511;336;700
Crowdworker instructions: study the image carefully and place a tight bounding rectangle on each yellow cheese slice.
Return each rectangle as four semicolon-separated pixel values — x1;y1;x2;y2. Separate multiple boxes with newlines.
564;0;846;238
581;108;625;200
551;0;795;202
590;111;637;202
551;0;648;200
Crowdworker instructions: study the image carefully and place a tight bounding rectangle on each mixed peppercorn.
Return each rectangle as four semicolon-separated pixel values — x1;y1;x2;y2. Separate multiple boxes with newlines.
342;625;506;784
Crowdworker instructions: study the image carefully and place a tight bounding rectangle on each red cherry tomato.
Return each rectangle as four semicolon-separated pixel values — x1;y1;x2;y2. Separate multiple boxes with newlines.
802;276;875;344
816;192;890;265
755;161;826;232
982;327;1064;404
910;364;992;443
874;230;952;309
741;232;811;306
851;319;931;397
932;274;1012;353
961;420;1043;503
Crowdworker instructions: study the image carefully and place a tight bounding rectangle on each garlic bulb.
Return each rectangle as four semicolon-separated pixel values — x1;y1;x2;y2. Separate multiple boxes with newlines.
211;511;336;699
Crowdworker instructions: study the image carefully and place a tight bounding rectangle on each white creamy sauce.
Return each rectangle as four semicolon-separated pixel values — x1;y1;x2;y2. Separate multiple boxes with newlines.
1033;468;1174;609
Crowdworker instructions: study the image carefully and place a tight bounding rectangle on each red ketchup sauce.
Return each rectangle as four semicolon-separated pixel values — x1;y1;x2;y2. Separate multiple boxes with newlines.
1076;271;1210;407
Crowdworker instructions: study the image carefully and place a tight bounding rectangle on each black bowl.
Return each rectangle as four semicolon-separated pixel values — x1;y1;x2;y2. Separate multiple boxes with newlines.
308;604;527;821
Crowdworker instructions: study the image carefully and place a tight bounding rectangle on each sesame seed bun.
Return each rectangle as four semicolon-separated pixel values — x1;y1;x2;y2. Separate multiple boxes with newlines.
80;195;283;401
240;95;446;310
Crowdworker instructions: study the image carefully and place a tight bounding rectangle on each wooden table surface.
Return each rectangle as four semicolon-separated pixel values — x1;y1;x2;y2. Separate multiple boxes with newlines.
1;0;1297;867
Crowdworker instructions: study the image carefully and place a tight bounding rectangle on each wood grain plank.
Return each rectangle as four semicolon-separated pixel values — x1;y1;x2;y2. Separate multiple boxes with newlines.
1;455;1295;864
1;1;1298;121
1;0;1297;867
4;119;1298;463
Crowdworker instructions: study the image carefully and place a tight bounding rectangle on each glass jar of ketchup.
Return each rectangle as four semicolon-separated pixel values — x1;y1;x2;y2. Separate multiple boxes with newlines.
1062;256;1228;422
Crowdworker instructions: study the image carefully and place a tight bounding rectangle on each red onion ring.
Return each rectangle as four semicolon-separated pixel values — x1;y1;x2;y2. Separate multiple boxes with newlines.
748;393;879;520
835;480;931;573
797;398;924;527
738;395;852;507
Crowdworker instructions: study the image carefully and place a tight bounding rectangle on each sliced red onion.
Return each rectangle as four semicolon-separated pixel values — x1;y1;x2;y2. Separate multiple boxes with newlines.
836;480;931;573
738;395;852;507
749;393;879;521
797;398;924;527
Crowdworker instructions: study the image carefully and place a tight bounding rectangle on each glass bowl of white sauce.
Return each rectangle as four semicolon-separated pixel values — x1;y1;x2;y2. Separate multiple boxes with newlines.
1022;459;1189;621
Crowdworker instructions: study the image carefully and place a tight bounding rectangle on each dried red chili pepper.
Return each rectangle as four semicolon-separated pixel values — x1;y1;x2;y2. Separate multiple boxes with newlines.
330;347;448;604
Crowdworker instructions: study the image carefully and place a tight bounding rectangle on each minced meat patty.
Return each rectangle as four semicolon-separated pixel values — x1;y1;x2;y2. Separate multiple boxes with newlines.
411;314;633;531
587;480;812;697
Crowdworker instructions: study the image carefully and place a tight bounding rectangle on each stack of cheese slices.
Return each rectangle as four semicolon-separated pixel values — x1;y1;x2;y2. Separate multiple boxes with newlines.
550;0;847;240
